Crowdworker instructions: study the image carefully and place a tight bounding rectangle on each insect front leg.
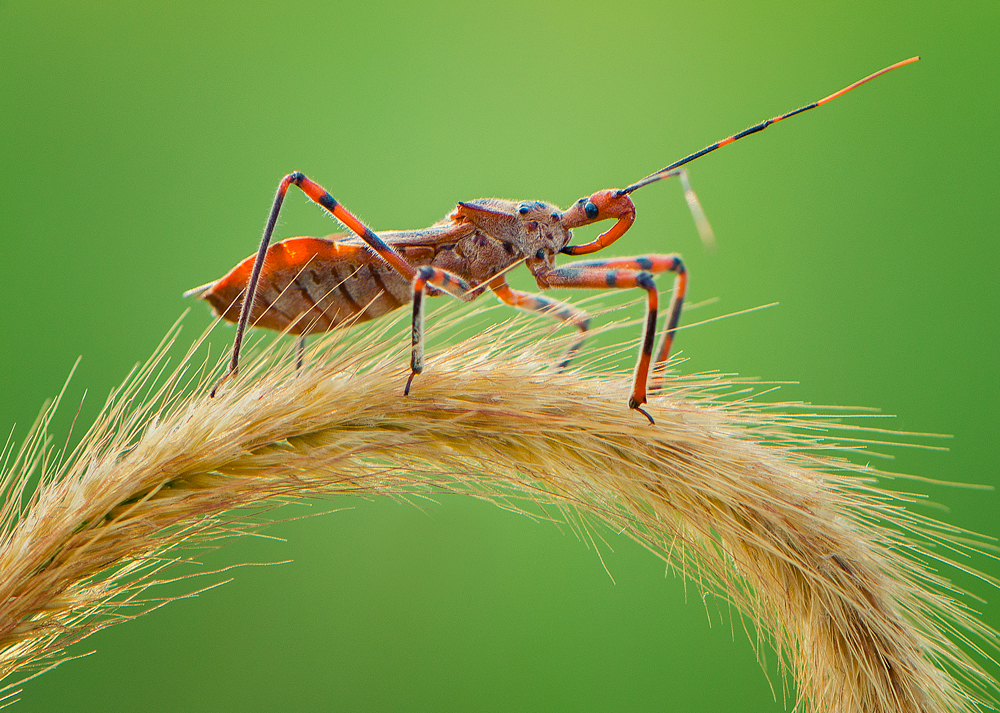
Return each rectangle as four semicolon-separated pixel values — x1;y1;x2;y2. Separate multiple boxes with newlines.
489;277;590;370
567;255;689;381
405;266;478;396
535;254;687;424
559;170;713;256
212;172;420;396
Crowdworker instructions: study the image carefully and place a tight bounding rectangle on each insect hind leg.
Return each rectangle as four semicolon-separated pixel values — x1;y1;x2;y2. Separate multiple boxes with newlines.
213;171;421;397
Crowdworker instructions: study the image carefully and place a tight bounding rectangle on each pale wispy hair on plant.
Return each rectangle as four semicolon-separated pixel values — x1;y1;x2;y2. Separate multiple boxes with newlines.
0;304;996;713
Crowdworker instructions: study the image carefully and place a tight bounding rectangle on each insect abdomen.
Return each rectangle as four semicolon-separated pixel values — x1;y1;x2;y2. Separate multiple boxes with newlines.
199;236;431;335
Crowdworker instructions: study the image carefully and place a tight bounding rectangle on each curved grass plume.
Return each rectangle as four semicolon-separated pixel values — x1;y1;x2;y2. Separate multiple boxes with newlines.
0;309;996;712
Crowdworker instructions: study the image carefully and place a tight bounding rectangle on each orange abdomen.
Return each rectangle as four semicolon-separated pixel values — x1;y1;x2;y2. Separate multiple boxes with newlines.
199;236;434;335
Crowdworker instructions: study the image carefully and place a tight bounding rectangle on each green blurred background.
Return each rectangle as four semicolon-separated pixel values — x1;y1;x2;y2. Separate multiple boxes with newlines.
1;1;997;710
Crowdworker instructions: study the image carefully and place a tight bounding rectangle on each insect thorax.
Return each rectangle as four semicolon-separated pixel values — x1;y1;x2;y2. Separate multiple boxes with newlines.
447;198;571;282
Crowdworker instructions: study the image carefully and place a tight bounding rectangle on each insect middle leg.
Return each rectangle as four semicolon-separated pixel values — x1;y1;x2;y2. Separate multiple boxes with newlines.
535;254;687;423
489;277;591;370
405;266;479;396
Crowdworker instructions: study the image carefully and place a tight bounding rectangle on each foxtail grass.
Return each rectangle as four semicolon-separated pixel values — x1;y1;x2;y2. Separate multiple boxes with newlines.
0;305;997;712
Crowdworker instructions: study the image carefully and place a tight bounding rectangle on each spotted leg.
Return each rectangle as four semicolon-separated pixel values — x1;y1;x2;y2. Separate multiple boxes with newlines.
405;266;478;396
213;172;421;396
534;254;687;423
489;277;590;370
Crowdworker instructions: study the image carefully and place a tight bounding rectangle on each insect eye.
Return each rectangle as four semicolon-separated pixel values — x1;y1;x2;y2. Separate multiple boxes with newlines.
535;249;545;259
584;201;599;219
518;204;530;215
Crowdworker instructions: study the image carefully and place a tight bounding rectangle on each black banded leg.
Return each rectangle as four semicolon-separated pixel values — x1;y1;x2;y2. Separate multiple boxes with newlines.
534;253;686;423
651;261;686;389
213;171;420;397
296;335;306;371
560;253;687;388
489;277;590;370
405;266;475;396
535;266;658;423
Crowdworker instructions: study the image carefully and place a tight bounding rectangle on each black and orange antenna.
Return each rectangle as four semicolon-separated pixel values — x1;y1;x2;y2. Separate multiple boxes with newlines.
621;57;920;197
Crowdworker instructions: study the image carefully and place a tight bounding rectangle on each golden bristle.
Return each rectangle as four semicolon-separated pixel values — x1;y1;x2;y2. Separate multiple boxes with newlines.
0;308;996;713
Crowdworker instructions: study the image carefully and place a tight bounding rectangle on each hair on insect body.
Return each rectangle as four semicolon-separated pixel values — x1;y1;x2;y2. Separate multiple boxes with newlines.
186;58;919;424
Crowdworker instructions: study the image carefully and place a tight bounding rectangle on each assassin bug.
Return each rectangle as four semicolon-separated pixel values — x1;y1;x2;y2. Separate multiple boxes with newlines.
188;57;918;423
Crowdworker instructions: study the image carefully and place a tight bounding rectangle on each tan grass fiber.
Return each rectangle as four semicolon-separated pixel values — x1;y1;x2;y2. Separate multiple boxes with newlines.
0;308;996;712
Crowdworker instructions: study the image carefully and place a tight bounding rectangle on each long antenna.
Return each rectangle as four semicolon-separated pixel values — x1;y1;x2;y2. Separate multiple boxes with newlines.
619;57;920;197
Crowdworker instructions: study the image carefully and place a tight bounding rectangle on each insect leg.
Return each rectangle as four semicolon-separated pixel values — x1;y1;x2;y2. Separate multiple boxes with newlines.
536;254;686;423
296;335;306;371
405;266;475;396
567;254;688;382
560;194;636;256
214;172;419;396
489;277;590;370
560;169;712;256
